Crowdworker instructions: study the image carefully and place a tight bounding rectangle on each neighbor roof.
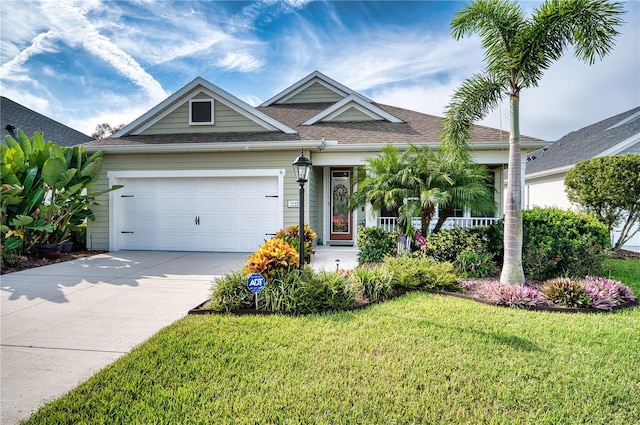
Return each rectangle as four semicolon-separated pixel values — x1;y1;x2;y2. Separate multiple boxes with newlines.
526;106;640;176
1;96;93;146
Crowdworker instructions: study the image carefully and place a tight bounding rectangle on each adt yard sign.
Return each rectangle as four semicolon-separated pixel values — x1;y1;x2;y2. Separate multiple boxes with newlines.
247;273;266;293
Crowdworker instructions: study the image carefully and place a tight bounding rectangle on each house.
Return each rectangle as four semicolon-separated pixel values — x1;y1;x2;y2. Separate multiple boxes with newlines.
1;96;93;146
525;106;640;251
82;71;546;252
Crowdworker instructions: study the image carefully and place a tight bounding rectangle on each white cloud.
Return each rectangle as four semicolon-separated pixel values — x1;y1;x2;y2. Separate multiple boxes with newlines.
217;52;264;72
37;0;167;103
0;31;57;81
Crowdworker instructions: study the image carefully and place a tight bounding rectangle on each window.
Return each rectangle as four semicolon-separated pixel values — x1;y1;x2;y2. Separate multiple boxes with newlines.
190;99;214;125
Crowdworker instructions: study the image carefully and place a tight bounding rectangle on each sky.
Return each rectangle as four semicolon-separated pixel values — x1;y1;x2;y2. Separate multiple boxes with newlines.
1;0;638;141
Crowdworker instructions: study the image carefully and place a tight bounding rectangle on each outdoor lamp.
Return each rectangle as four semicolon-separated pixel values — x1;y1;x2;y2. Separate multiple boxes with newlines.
292;149;312;270
292;149;312;183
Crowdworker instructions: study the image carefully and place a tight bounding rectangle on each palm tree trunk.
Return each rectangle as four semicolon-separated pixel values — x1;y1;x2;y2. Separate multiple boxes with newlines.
500;94;525;285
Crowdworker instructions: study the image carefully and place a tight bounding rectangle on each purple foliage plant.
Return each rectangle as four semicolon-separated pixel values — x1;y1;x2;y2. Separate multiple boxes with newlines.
581;276;637;310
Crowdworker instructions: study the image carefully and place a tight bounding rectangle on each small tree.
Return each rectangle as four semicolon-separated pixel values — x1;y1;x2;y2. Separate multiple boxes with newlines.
91;123;124;139
565;154;640;250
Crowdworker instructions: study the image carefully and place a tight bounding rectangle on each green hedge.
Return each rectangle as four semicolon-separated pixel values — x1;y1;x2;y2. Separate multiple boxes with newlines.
487;208;609;280
357;225;396;264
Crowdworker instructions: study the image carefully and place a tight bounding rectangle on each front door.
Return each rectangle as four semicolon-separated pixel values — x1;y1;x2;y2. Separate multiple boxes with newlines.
330;169;352;241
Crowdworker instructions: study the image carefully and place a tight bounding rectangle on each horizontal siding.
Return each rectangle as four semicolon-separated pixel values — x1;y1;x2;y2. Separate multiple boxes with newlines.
329;107;375;122
308;166;323;245
88;150;311;251
141;100;268;135
285;82;344;104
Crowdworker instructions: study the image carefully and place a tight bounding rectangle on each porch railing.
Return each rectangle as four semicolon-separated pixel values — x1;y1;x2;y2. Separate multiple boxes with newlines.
377;217;501;233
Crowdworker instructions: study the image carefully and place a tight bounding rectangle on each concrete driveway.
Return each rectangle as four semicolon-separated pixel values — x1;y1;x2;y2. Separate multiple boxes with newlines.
0;251;247;425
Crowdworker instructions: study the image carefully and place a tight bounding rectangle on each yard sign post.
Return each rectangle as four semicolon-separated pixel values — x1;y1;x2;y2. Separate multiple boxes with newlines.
247;273;266;309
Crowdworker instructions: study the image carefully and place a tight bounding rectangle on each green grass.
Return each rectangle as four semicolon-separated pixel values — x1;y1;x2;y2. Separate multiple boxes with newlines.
26;260;640;424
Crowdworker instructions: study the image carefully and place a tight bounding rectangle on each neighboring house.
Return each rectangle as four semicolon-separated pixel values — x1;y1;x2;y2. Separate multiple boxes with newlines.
1;96;93;146
525;106;640;252
83;71;545;253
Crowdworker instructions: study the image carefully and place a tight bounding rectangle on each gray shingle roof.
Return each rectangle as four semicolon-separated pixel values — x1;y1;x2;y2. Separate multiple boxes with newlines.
85;102;540;148
526;106;640;175
1;97;93;147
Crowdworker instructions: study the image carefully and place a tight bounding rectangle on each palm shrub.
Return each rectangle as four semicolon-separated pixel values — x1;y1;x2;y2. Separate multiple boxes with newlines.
357;225;395;264
384;254;460;292
487;208;609;280
243;238;299;280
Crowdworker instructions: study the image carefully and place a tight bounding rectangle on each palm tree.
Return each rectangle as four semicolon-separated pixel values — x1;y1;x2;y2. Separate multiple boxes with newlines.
352;144;494;238
351;144;412;219
440;0;624;284
432;161;496;233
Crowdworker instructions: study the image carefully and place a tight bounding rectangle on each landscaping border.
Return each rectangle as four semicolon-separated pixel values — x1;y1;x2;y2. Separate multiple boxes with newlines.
188;289;638;316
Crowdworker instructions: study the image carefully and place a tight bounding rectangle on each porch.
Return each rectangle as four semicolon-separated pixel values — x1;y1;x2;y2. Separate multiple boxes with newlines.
376;216;501;233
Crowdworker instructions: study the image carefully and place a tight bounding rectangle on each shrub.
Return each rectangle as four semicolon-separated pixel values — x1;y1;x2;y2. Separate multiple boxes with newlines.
480;283;543;308
384;254;461;292
70;225;87;251
243;238;299;280
455;249;498;278
487;208;609;280
425;227;488;263
581;276;637;310
357;226;396;264
261;268;355;314
542;278;592;308
209;270;254;312
275;224;317;259
350;265;396;302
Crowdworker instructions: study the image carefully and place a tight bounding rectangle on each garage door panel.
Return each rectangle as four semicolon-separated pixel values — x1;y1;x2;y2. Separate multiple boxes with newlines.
116;175;280;252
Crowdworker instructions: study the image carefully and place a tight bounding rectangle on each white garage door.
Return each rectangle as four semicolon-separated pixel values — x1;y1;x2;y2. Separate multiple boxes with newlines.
114;176;280;252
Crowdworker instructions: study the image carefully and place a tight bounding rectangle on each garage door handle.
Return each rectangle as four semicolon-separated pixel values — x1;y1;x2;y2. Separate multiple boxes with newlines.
265;233;276;236
265;195;278;198
121;231;134;234
195;216;201;225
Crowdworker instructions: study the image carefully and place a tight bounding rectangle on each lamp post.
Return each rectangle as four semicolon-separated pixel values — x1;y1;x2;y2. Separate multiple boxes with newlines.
292;149;312;270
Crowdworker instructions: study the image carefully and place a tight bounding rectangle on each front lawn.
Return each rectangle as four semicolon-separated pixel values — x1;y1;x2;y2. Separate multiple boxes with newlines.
25;259;640;424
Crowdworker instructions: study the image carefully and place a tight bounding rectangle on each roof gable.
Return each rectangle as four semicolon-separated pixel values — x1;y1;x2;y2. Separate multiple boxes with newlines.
113;77;296;138
301;94;403;125
260;70;372;106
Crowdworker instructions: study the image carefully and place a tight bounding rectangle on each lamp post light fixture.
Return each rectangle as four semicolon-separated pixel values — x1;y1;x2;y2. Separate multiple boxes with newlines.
292;149;312;270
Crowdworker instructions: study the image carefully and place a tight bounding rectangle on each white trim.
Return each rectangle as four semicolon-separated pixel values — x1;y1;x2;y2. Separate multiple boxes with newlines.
108;169;285;251
86;140;327;154
597;133;640;157
302;94;403;125
189;98;214;125
112;77;297;137
260;70;372;106
605;111;640;130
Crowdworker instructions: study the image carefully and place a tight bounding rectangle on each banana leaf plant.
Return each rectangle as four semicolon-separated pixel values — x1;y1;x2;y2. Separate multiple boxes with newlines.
1;129;122;254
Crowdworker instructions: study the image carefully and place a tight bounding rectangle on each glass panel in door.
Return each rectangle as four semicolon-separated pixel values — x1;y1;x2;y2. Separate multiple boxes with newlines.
330;169;352;241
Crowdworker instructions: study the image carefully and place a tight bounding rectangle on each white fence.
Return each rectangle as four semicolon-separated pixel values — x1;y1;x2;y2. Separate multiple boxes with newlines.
377;217;501;233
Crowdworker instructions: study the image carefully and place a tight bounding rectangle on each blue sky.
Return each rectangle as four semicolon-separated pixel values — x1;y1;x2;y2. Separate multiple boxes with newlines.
1;0;638;141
